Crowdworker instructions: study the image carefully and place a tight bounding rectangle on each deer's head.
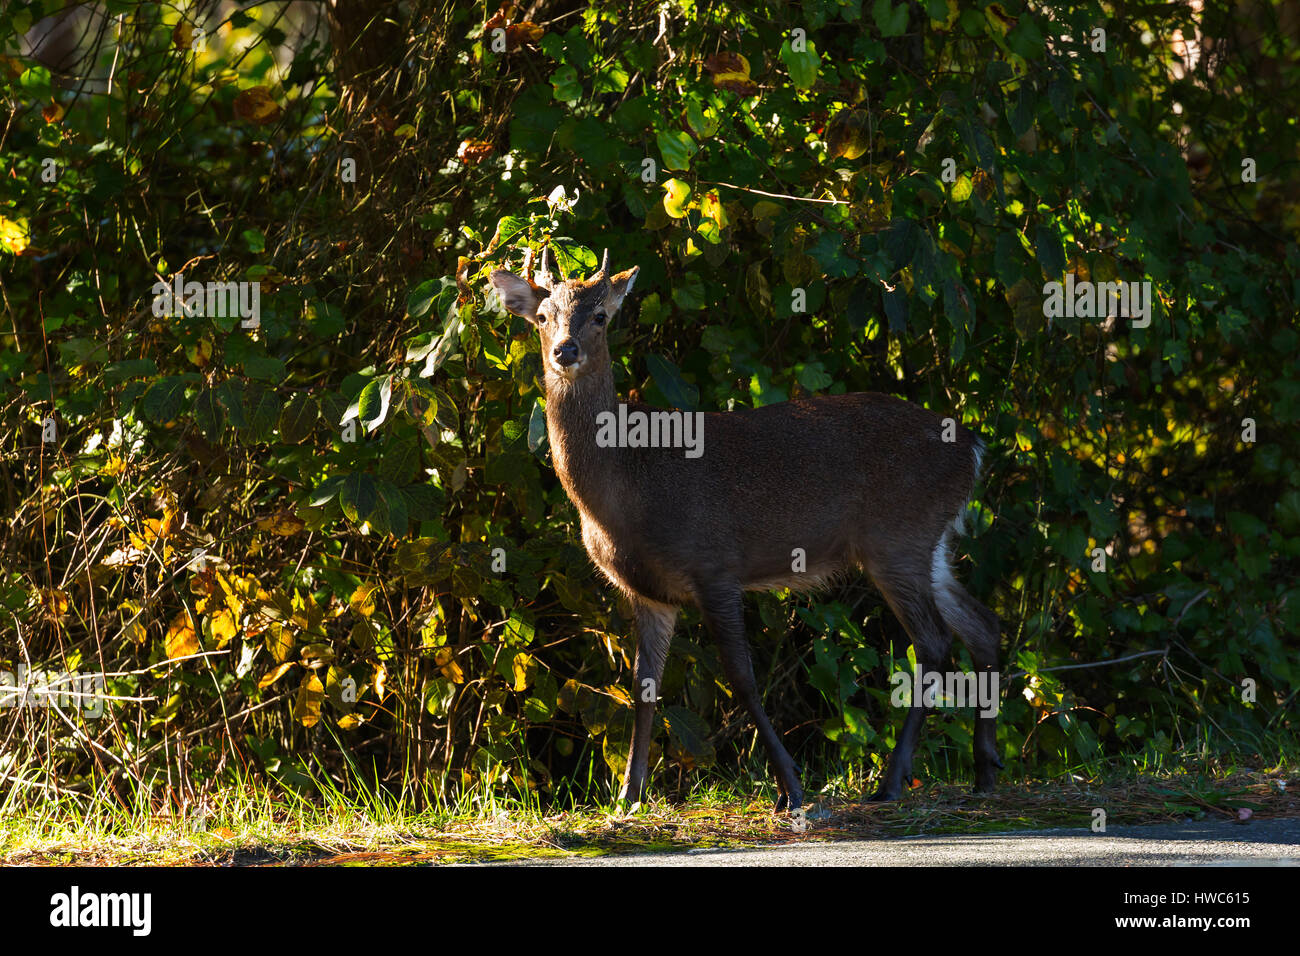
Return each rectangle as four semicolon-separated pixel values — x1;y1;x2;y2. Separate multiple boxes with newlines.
490;249;638;384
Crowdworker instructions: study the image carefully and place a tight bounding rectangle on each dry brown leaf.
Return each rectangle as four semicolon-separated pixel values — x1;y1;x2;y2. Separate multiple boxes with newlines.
456;139;494;166
233;86;282;125
703;52;758;96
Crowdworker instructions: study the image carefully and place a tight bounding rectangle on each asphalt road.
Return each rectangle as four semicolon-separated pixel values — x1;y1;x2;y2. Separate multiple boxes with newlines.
488;817;1300;866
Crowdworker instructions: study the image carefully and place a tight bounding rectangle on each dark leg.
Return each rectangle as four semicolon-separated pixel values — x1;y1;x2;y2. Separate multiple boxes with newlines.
935;577;1003;792
697;583;803;812
619;601;677;805
870;581;953;801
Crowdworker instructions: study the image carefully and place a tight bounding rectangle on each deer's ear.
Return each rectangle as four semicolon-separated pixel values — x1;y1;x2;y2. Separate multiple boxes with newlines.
490;270;547;322
607;266;639;314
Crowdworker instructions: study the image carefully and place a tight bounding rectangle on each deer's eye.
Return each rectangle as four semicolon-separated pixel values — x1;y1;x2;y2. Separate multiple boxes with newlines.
592;311;607;326
536;311;548;324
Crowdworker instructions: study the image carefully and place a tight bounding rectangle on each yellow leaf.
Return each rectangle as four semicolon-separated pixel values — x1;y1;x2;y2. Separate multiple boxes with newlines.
700;189;728;228
36;587;70;620
172;22;194;49
159;504;184;539
185;337;213;367
604;683;633;708
208;608;239;648
662;178;692;219
338;713;365;730
293;672;324;727
118;600;147;645
255;513;306;536
434;647;464;683
99;454;127;478
214;570;244;620
258;661;297;690
165;609;200;659
0;215;30;255
373;663;388;699
350;583;380;618
511;652;532;692
263;622;294;663
299;642;336;670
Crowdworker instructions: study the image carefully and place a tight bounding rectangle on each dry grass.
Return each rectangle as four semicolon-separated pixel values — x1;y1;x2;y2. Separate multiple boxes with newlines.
3;768;1295;866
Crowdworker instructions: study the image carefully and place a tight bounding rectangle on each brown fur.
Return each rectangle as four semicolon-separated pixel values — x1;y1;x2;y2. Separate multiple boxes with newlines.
490;255;1001;809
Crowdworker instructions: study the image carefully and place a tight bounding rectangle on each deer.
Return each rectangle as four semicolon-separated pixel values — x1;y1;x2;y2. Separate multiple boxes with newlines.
489;247;1002;812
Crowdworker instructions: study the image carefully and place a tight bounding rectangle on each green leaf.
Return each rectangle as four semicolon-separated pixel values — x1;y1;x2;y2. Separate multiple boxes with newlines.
656;130;698;171
670;273;707;309
872;0;910;37
645;355;698;410
242;228;266;253
141;377;188;424
105;358;158;386
1034;224;1066;278
995;230;1023;287
884;218;922;269
380;436;420;485
278;392;318;443
305;300;345;338
399;483;445;521
406;279;440;320
950;173;973;202
550;64;582;102
216;379;247;428
339;472;378;523
377;479;409;535
357;377;392;432
524;670;558;721
243;354;285;382
309;474;346;506
663;705;715;763
780;39;821;89
193;387;225;437
241;385;282;443
527;397;548;453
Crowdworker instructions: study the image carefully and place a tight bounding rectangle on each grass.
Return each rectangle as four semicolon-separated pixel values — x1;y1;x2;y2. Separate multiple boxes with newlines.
3;761;1296;866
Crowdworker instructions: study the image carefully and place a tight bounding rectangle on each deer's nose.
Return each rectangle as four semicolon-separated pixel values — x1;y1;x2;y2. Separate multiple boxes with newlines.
552;341;579;367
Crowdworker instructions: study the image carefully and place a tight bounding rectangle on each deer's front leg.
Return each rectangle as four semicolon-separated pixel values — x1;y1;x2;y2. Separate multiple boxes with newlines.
619;601;677;806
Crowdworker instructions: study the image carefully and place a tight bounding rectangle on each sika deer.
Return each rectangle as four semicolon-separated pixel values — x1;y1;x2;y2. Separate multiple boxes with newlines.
490;248;1001;811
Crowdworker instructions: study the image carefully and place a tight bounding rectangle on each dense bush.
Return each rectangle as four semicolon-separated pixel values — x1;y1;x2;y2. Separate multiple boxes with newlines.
1;0;1296;809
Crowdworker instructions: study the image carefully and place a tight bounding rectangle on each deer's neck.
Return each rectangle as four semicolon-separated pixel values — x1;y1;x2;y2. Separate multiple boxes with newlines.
544;364;624;520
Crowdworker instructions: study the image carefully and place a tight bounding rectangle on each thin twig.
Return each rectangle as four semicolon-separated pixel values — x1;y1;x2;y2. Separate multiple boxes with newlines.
1005;647;1169;682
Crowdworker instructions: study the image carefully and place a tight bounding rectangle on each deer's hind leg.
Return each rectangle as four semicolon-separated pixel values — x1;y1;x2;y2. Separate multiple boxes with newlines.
868;568;954;802
932;551;1003;793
